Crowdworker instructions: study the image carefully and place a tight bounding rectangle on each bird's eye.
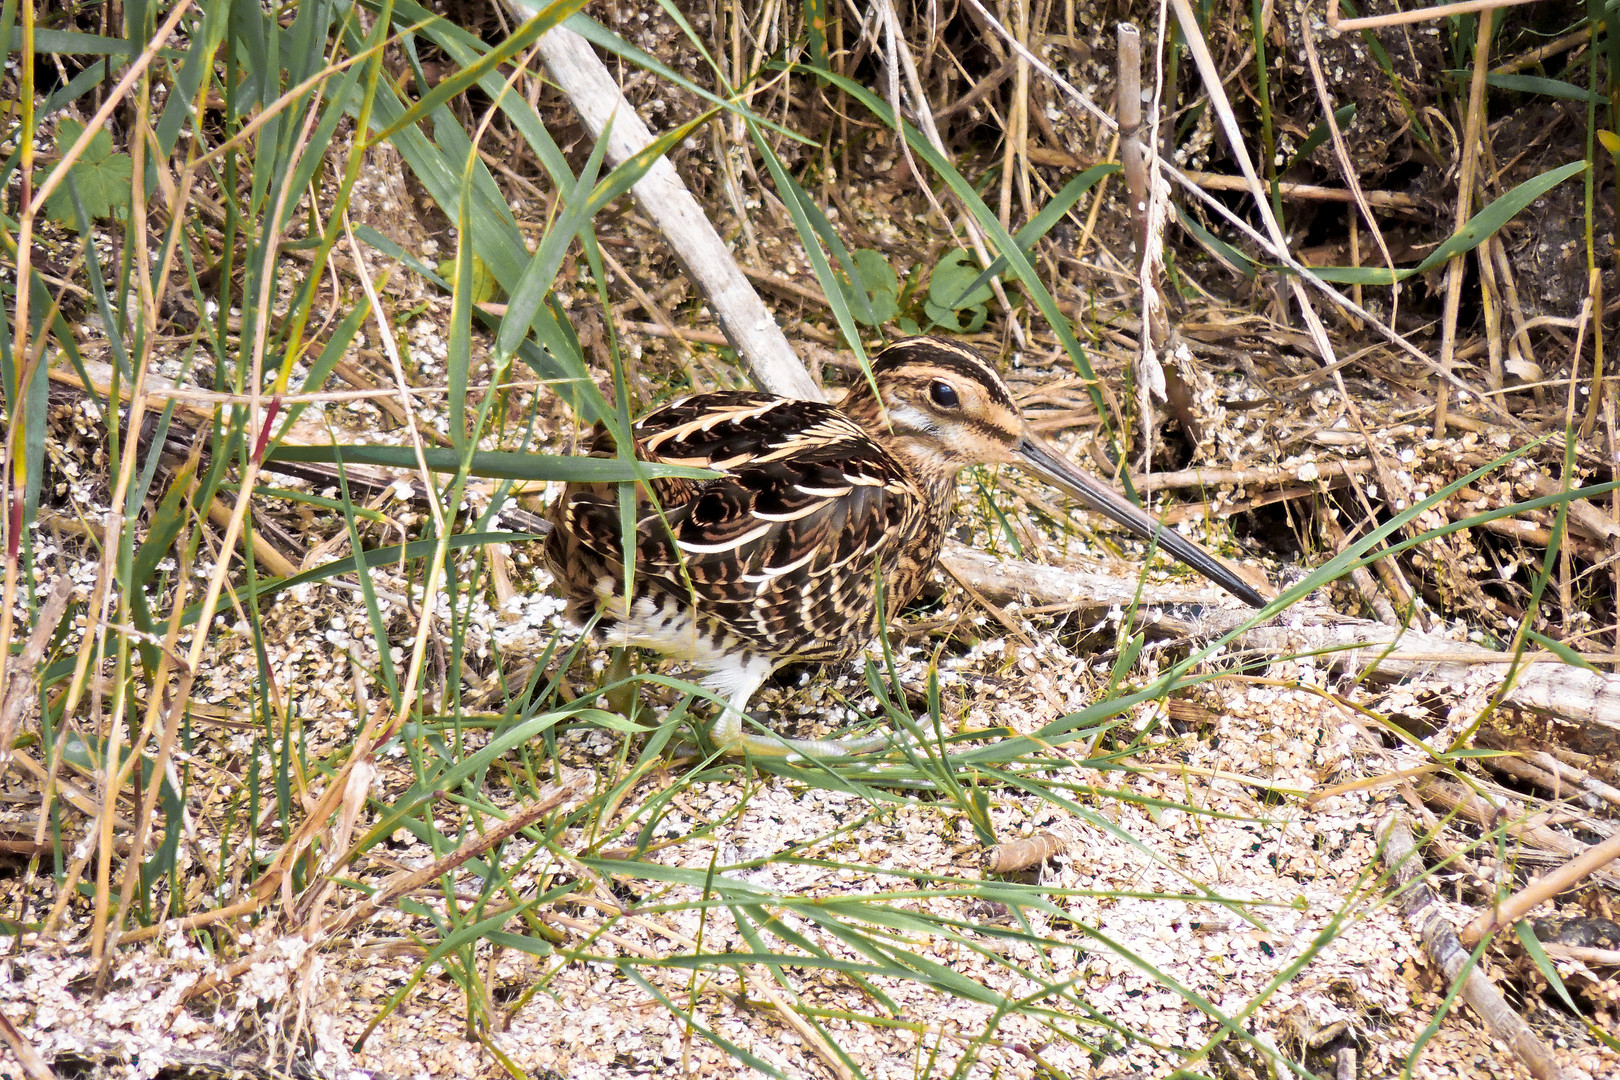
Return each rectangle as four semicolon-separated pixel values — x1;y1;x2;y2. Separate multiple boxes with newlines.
928;380;960;409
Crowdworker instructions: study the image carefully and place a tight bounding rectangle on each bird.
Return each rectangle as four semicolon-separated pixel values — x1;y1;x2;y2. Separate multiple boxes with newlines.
543;336;1267;759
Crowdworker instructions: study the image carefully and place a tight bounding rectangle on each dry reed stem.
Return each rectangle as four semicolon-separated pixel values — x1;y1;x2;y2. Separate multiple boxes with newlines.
1299;19;1402;327
0;576;74;779
1435;14;1494;437
1457;824;1620;949
1331;0;1543;32
0;1008;55;1080
1175;170;1421;211
1376;814;1569;1080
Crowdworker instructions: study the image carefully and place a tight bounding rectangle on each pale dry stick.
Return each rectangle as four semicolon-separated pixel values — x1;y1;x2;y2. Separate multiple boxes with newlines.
1113;27;1144;251
934;56;1017;119
1330;0;1543;32
1305;763;1449;807
1580;271;1609;438
0;1009;55;1080
132;379;545;408
1531;751;1620;810
621;320;730;347
1608;394;1620;658
1216;171;1419;212
1475;201;1507;390
201;492;298;578
1101;166;1423;211
1419;778;1620;881
1376;814;1568;1080
1493;25;1598;74
526;15;819;400
1348;211;1363;327
1542;942;1620;964
1436;14;1495;437
1117;24;1158;465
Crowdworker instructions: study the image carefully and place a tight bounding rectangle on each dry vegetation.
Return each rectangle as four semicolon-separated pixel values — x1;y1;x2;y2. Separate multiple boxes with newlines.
3;0;1620;1077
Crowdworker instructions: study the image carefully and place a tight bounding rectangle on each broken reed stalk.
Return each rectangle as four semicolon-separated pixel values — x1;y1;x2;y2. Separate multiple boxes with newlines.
526;15;820;402
1116;24;1146;257
1435;13;1495;437
1457;829;1620;947
1376;814;1568;1080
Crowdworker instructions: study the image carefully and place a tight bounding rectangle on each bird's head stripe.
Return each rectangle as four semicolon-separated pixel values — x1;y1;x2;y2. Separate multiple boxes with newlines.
870;338;1014;410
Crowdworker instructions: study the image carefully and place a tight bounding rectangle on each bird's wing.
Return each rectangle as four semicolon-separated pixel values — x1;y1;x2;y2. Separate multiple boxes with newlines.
556;394;926;658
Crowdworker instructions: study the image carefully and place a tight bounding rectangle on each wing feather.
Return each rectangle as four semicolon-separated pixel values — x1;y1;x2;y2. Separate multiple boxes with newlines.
546;393;927;661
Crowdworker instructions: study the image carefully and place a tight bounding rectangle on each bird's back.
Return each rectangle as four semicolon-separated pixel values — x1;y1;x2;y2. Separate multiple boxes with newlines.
544;392;939;665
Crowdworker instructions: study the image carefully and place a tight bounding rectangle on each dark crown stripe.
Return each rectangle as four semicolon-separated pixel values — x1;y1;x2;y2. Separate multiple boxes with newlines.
871;337;1014;410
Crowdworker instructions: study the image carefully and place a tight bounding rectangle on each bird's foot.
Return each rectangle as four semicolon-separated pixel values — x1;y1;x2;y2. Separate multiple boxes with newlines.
708;709;901;761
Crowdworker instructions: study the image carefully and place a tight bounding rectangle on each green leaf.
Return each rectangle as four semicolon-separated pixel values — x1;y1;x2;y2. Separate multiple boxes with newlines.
1306;160;1588;284
1443;70;1601;102
372;0;587;145
953;163;1121;302
1175;203;1257;278
1287;103;1356;171
436;255;500;304
574;708;660;733
837;248;899;326
928;248;993;311
1515;921;1582;1015
924;298;987;333
264;443;716;482
43;118;133;226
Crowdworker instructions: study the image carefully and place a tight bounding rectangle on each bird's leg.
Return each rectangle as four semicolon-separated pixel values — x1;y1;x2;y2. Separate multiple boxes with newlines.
705;661;901;760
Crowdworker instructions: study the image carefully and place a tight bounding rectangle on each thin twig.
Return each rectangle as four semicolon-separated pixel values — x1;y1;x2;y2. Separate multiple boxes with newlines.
1459;831;1620;947
1331;0;1543;32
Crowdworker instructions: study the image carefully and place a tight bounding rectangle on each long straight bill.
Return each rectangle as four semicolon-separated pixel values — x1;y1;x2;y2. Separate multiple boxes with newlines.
1015;436;1269;608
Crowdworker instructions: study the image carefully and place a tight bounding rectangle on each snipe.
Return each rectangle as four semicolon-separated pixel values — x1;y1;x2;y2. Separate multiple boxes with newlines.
544;337;1266;758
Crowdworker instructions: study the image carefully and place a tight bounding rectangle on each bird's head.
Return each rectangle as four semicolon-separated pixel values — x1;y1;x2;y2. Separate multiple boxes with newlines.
842;337;1268;608
841;337;1029;471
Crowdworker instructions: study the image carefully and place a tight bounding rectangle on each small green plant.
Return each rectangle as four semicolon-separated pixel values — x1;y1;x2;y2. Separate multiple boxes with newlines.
922;247;992;332
834;247;899;326
44;118;132;228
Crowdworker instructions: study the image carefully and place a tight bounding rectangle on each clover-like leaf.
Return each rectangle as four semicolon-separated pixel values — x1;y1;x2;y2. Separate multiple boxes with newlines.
44;118;133;228
927;247;993;312
837;248;899;326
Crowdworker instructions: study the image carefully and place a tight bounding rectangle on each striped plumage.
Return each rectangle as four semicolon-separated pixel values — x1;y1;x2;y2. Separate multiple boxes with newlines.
544;337;1266;758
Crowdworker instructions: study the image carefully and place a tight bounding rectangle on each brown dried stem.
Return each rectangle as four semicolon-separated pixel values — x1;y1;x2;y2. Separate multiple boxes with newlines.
1376;813;1568;1080
1459;829;1620;948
